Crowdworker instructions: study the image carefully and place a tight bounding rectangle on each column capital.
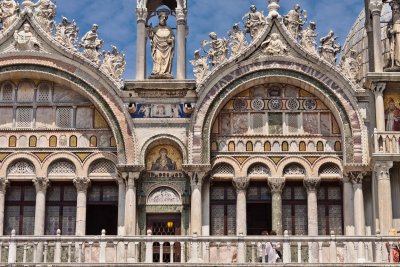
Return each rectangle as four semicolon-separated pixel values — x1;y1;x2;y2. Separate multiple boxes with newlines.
73;177;91;192
369;0;384;15
125;171;140;189
348;171;367;189
33;177;50;193
0;177;9;193
268;177;285;193
232;177;249;192
176;8;187;24
136;7;148;23
188;171;208;190
303;178;320;193
374;161;393;181
371;82;386;94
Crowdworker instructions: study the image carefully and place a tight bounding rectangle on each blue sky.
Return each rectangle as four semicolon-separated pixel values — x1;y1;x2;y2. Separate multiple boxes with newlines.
53;0;364;80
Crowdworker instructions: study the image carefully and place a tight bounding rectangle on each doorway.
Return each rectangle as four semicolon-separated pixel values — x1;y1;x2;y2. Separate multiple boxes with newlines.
86;205;118;235
147;213;181;262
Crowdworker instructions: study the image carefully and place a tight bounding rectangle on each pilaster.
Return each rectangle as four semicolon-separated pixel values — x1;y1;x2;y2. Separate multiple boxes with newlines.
371;82;386;132
0;178;9;236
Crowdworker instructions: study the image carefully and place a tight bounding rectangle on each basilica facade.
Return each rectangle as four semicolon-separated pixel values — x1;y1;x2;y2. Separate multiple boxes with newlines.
0;0;398;265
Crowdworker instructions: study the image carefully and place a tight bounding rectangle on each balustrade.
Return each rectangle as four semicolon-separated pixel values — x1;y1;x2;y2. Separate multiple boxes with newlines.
374;131;400;155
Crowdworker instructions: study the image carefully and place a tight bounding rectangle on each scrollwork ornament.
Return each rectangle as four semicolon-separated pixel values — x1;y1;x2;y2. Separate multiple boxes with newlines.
33;177;50;193
303;178;320;193
268;178;285;193
73;177;91;192
101;45;126;82
232;177;249;192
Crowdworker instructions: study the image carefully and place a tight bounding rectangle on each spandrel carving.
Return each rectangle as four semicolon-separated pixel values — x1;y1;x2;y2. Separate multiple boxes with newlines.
228;23;247;57
0;0;18;32
79;24;103;65
55;17;79;51
261;33;288;56
243;5;266;40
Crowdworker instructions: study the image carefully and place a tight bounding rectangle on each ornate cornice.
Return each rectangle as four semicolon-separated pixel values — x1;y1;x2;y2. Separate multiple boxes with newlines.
33;177;50;193
73;177;91;192
232;177;249;192
303;178;320;193
268;177;285;193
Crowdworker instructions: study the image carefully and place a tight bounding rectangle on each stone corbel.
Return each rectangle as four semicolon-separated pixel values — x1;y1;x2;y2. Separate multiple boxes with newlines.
303;177;320;193
33;177;50;193
232;177;250;192
73;177;91;192
268;177;285;193
0;178;9;193
374;161;393;181
371;82;386;94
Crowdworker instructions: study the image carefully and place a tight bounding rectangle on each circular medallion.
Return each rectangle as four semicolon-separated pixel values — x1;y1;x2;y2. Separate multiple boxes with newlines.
268;98;282;110
251;98;265;110
286;98;300;110
303;99;317;110
233;99;247;111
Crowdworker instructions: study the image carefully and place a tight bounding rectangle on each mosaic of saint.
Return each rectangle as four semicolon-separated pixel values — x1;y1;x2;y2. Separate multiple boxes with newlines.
384;91;400;131
146;145;183;171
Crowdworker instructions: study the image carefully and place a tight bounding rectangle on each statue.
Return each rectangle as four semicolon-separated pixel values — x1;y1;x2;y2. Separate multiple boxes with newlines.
149;10;175;79
301;21;318;55
190;49;209;84
79;24;103;65
387;1;400;69
243;5;266;40
101;45;126;81
228;23;247;57
33;0;56;33
261;33;288;56
202;32;228;67
0;0;18;31
319;30;341;65
55;17;79;51
151;148;177;171
284;4;307;39
13;23;40;51
340;50;361;82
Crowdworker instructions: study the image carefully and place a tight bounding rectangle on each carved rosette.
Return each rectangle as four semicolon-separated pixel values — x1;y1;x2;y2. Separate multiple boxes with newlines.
374;162;393;181
73;177;91;192
0;178;9;193
232;177;249;192
303;178;320;193
268;178;285;194
33;177;50;193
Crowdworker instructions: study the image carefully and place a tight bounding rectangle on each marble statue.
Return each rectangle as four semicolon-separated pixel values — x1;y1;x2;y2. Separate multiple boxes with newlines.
341;49;361;82
101;45;126;81
202;32;228;67
149;10;175;79
0;0;18;31
243;5;266;40
387;1;400;69
319;30;341;65
284;4;306;39
13;23;40;51
301;21;318;55
79;24;103;65
190;49;209;84
261;33;288;56
33;0;56;33
151;148;177;171
55;17;79;51
228;23;247;57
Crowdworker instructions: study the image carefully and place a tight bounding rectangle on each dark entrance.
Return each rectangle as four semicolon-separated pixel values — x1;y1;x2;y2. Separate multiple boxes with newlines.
247;182;272;235
146;213;181;262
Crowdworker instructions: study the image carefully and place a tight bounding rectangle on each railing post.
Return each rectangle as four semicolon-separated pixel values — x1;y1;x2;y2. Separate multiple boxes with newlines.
159;242;164;263
375;230;383;263
237;233;245;263
180;241;185;263
190;233;199;263
54;229;62;263
8;229;16;264
99;229;106;263
283;230;291;263
145;230;153;263
329;231;337;263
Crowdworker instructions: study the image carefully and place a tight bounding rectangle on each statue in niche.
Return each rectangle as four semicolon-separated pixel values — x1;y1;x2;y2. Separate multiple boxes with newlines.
284;4;307;39
228;23;247;57
319;30;341;65
13;23;40;51
55;17;79;51
149;10;175;79
301;21;318;55
190;49;208;84
202;32;228;67
33;0;56;33
387;0;400;69
340;50;361;82
80;24;103;65
101;45;126;81
151;148;177;171
243;5;266;40
261;33;288;56
0;0;18;31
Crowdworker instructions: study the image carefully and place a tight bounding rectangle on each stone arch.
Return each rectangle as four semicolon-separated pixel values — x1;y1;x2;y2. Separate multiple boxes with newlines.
0;153;41;178
211;157;240;178
312;157;343;178
276;157;311;177
83;152;118;177
41;153;83;177
240;156;277;177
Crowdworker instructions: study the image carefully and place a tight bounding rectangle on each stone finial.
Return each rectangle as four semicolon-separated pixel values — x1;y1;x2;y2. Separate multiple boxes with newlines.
73;177;91;192
303;178;320;192
101;45;126;82
33;177;50;193
268;177;285;193
232;177;249;191
267;0;280;18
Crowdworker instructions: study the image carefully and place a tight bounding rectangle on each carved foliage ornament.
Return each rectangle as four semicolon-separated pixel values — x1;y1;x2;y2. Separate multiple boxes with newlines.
100;45;126;82
232;177;249;191
268;178;285;193
190;49;209;84
55;16;79;51
33;0;56;33
73;176;91;192
303;178;320;192
33;176;50;193
0;0;19;32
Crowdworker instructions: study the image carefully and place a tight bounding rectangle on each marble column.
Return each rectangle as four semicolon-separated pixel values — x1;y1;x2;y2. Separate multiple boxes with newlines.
0;178;8;236
303;178;320;263
343;175;355;235
369;0;384;72
350;172;367;262
372;82;386;132
375;162;393;236
176;8;187;80
233;177;249;236
124;172;139;263
117;178;126;236
268;178;285;235
190;172;205;236
73;177;90;236
33;177;50;262
136;7;148;80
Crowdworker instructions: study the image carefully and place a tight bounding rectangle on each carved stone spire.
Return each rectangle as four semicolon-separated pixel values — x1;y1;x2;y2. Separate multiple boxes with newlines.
268;0;280;18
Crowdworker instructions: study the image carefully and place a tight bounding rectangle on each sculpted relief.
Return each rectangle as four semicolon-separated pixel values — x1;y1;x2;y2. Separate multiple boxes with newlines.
13;23;40;51
146;145;182;171
0;0;18;32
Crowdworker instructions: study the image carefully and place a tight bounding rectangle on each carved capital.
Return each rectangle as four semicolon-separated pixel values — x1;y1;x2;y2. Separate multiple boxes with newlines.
232;177;249;192
371;82;386;94
348;171;367;189
189;172;206;190
369;0;384;15
73;177;91;192
136;8;148;22
374;161;393;181
268;178;285;193
176;8;187;24
303;178;320;193
0;178;9;193
33;177;50;193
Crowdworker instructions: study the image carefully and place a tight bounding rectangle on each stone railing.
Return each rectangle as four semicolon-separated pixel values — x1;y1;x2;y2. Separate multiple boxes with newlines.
374;131;400;155
1;229;399;265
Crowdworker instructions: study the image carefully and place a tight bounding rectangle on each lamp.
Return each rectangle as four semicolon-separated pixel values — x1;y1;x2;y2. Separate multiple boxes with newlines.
166;221;174;229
